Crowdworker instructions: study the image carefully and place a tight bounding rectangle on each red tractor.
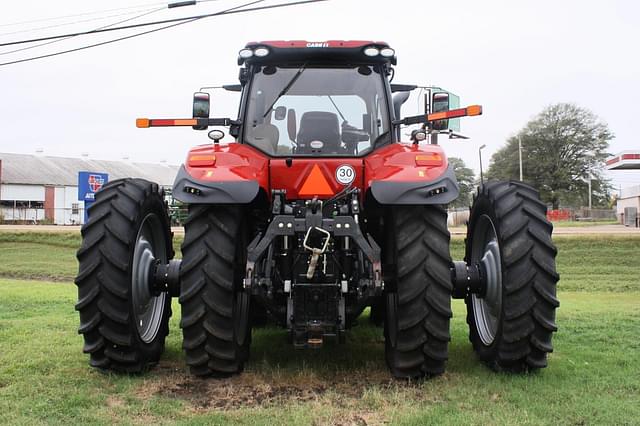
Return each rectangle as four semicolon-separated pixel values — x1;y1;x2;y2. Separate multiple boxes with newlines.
75;41;559;379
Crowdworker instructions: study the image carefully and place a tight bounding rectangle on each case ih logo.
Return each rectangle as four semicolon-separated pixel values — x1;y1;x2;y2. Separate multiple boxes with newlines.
88;174;105;193
306;42;328;48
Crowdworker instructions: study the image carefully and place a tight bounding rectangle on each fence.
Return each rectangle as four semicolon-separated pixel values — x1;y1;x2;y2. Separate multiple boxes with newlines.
0;207;189;226
0;207;84;225
546;208;617;222
1;206;618;227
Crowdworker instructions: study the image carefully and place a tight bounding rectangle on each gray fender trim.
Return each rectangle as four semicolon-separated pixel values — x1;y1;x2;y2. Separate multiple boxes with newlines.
172;165;260;204
370;165;459;205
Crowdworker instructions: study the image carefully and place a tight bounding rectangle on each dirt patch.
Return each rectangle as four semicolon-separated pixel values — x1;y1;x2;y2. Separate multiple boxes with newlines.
155;374;401;411
162;379;326;410
106;395;125;408
135;359;424;413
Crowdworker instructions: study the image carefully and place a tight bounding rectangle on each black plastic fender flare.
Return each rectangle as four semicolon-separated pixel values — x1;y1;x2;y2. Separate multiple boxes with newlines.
172;165;260;204
369;164;459;205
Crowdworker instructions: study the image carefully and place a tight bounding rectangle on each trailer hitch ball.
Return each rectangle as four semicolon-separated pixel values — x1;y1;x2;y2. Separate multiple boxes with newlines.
451;260;485;299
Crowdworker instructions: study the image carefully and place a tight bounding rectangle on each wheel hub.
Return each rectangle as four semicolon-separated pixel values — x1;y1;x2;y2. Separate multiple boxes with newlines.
470;216;502;346
132;214;167;344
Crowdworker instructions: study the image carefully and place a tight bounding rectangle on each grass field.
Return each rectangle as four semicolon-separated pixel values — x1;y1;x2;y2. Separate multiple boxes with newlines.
0;232;639;425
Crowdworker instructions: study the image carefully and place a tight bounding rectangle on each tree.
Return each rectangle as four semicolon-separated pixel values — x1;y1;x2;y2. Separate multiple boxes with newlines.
487;103;613;209
449;156;475;208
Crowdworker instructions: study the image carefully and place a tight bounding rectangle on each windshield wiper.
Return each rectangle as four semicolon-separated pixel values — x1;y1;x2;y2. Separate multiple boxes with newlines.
327;95;347;123
263;64;307;118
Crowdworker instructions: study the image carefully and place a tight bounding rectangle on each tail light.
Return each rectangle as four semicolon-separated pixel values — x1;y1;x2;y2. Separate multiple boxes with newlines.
188;154;216;167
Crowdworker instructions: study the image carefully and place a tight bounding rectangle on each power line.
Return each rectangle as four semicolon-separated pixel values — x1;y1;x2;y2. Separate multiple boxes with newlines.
0;0;328;67
0;0;325;48
0;0;326;48
0;1;225;38
0;8;163;38
0;2;166;28
0;7;166;57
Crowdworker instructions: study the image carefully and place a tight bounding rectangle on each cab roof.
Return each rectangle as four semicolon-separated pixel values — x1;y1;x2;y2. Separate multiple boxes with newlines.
239;40;396;66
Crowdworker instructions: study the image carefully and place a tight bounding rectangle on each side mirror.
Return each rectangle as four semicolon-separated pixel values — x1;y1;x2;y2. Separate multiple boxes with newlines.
274;106;287;121
431;92;450;131
192;92;210;130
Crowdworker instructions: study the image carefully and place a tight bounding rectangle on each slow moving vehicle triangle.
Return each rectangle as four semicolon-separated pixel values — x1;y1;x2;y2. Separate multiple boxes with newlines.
298;164;334;196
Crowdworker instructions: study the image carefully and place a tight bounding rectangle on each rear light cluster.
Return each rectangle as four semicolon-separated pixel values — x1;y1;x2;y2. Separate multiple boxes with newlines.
363;46;395;58
415;153;443;167
188;154;216;167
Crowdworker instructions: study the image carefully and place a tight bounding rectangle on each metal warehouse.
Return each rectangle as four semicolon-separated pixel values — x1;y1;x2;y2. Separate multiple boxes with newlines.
0;153;179;225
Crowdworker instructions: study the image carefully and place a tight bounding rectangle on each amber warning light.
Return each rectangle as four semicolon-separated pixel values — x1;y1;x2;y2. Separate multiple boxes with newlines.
136;118;199;128
426;105;482;122
395;105;483;127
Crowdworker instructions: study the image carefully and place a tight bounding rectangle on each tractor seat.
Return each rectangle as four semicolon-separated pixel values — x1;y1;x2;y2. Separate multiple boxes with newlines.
246;123;279;154
296;111;341;154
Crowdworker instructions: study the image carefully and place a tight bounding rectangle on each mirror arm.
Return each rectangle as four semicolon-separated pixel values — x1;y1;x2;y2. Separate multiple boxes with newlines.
392;114;427;126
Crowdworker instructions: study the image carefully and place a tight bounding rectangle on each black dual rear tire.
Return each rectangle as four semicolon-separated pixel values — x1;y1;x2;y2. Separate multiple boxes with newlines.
75;178;173;373
179;205;251;376
465;181;559;371
384;205;452;378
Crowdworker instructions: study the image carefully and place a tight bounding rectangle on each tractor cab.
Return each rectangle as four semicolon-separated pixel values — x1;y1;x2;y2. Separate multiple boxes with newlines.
235;41;395;157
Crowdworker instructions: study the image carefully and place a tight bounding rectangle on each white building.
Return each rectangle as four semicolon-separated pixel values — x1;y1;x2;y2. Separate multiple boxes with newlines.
607;151;640;227
0;153;179;225
617;185;640;227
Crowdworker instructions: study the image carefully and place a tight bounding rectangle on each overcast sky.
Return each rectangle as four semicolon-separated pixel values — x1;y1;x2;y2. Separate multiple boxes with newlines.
1;0;639;191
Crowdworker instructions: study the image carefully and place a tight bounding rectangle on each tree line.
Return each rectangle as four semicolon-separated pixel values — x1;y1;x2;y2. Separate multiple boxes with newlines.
449;103;613;210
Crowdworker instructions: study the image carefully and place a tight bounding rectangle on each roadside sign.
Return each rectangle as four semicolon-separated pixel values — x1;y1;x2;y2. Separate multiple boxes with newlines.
78;171;108;223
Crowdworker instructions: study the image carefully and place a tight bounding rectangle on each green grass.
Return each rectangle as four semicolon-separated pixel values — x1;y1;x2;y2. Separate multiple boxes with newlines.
2;232;638;292
554;235;640;292
0;279;638;425
1;232;639;424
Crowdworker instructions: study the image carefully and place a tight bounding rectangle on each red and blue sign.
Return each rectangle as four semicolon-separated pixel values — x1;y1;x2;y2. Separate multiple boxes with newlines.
78;171;108;202
78;171;108;223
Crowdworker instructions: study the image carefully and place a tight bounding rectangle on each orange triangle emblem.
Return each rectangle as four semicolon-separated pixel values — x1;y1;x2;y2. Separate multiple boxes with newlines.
299;164;334;196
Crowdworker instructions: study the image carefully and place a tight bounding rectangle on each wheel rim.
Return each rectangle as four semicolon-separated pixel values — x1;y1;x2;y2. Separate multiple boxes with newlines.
470;214;502;346
132;213;167;344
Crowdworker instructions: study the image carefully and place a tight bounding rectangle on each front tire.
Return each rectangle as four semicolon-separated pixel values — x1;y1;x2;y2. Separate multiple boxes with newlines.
465;181;559;371
75;178;173;373
384;205;452;378
179;205;251;376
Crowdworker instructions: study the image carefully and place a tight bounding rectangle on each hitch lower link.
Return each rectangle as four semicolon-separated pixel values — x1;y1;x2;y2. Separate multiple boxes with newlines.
451;261;486;299
244;215;383;290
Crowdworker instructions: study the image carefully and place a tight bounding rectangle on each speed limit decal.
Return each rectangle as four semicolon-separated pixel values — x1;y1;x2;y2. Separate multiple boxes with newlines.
335;165;356;185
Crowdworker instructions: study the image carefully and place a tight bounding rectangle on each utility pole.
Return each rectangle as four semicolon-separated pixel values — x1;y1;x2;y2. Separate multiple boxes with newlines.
479;144;487;185
588;173;591;211
518;136;523;181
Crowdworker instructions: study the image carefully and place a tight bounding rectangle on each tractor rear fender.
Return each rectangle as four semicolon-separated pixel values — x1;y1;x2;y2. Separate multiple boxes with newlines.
364;143;459;205
173;143;269;204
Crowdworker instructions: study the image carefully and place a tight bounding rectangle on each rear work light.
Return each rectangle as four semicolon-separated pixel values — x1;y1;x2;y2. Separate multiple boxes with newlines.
380;47;395;57
363;47;380;57
363;46;394;58
238;46;270;63
253;47;270;57
238;48;253;59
